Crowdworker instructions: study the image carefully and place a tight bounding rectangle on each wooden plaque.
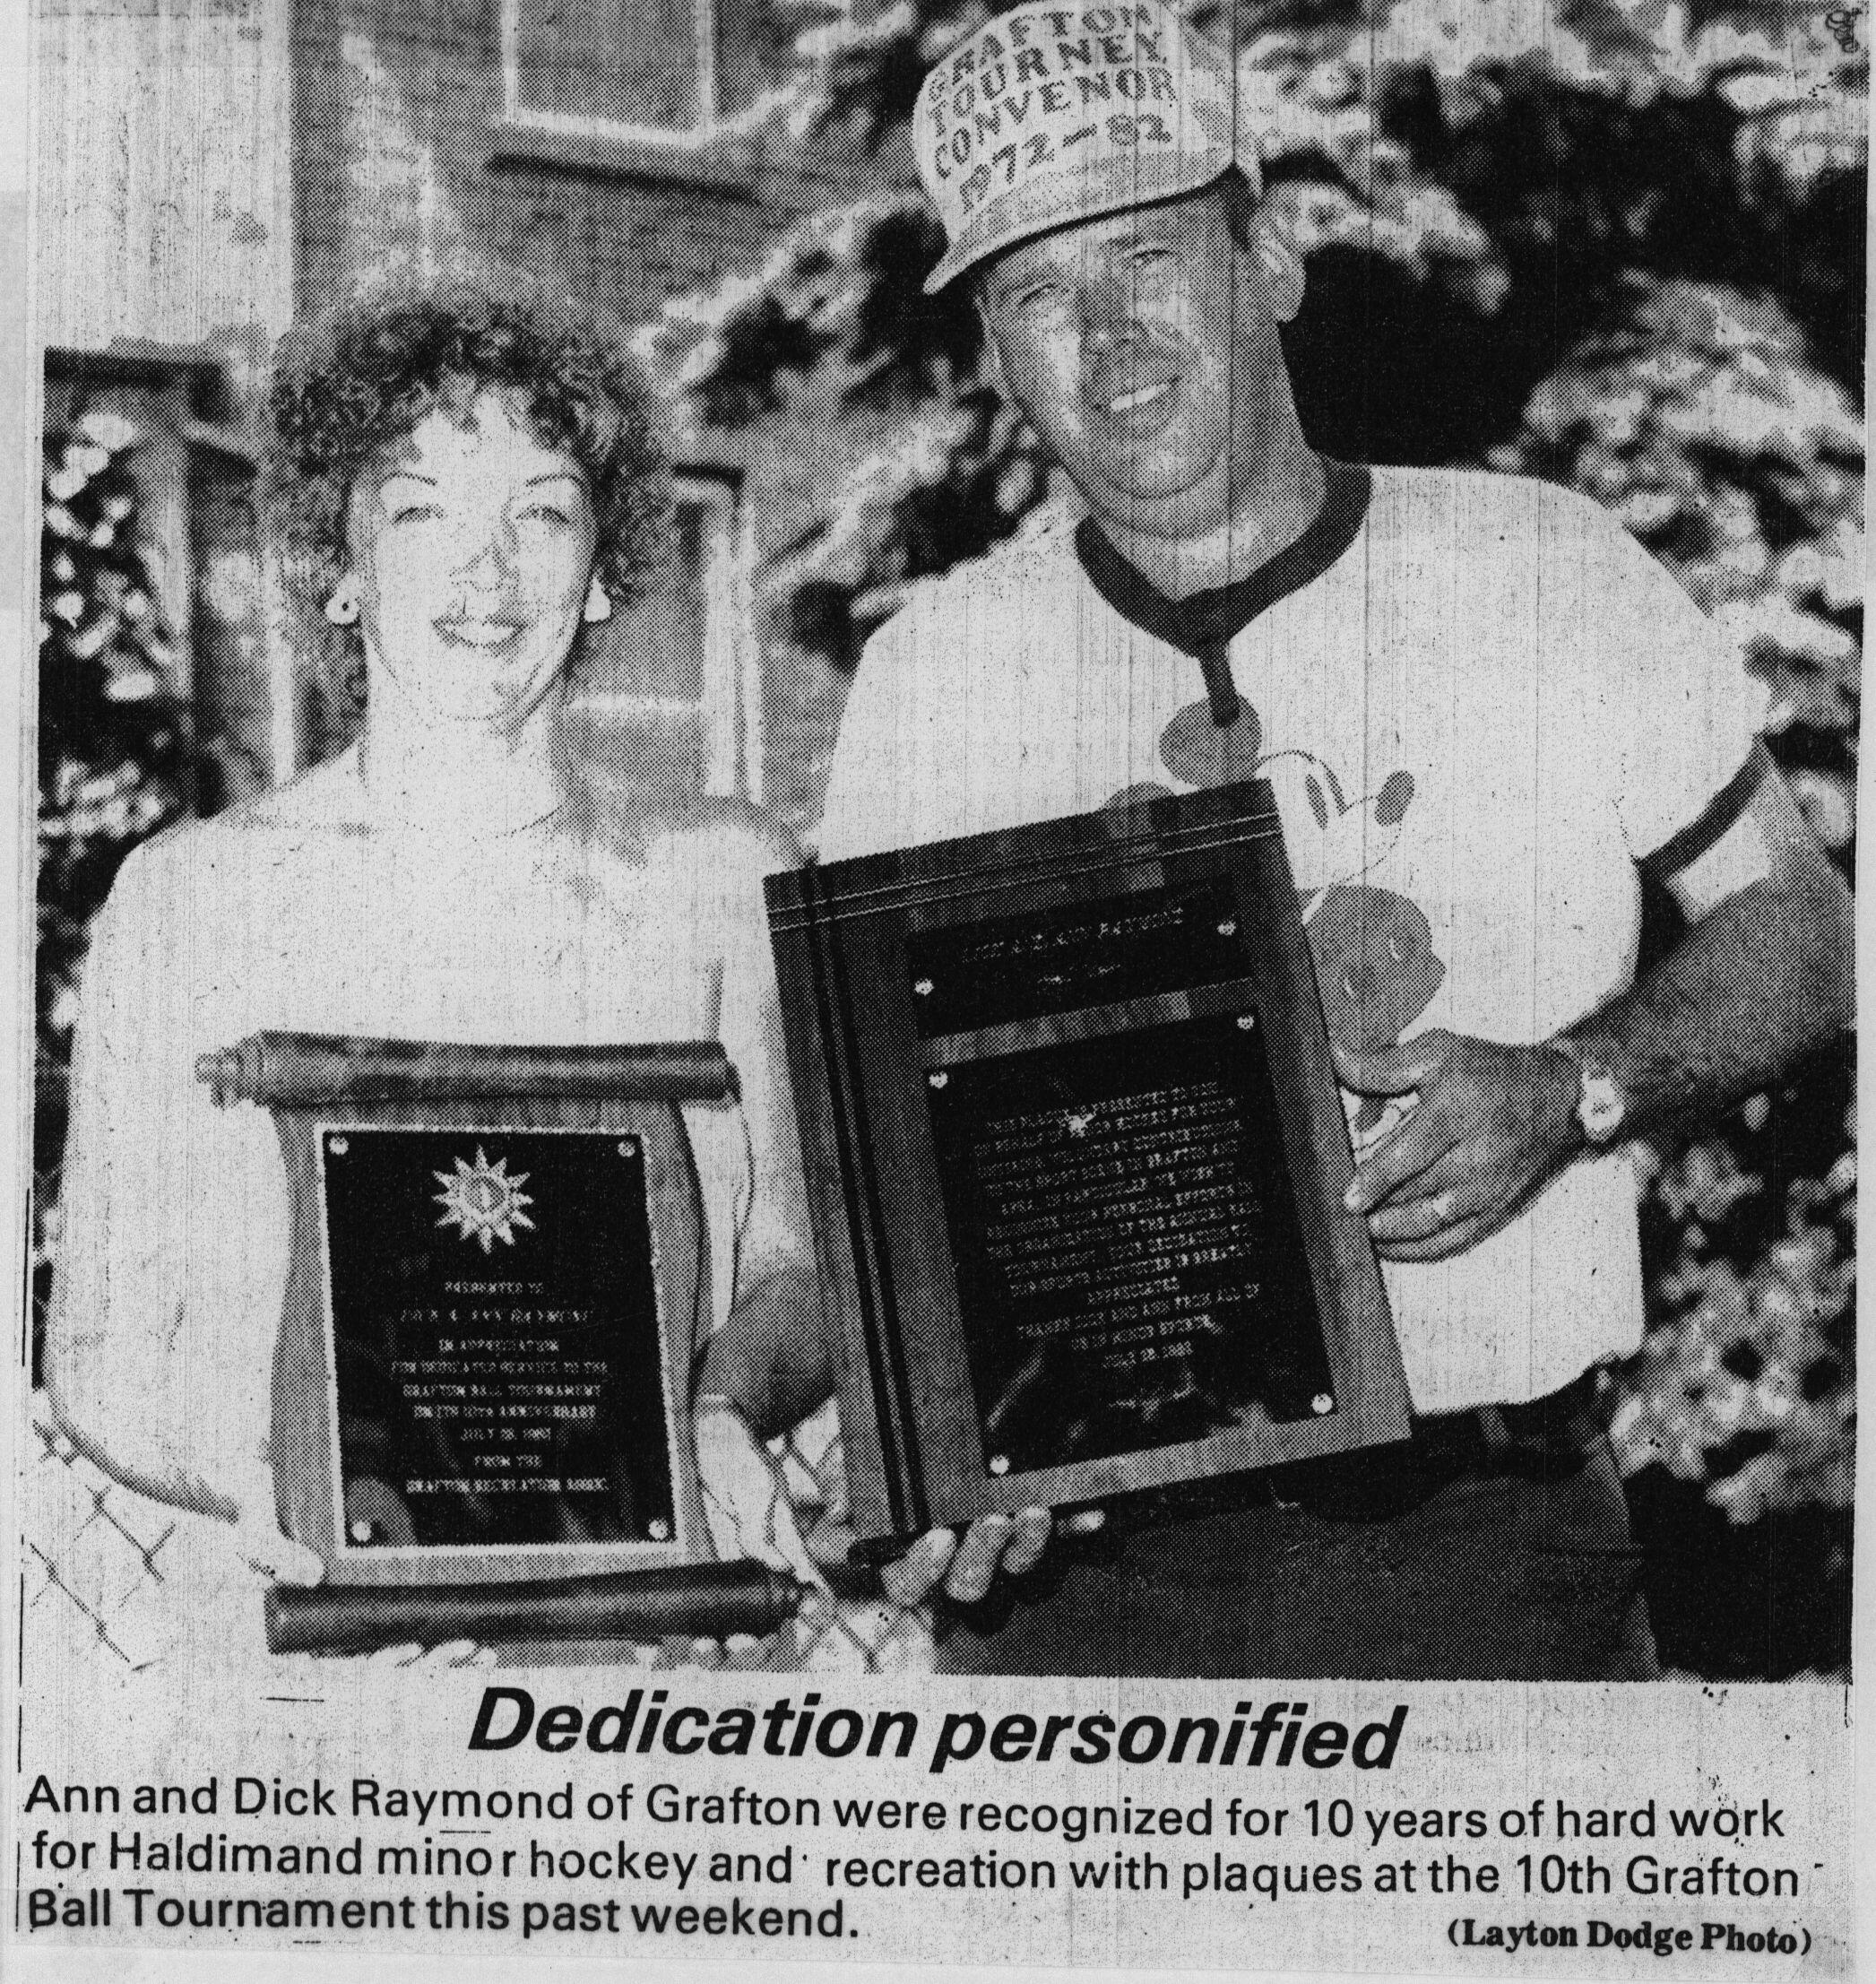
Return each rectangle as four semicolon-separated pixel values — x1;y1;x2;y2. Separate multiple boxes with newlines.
766;781;1411;1552
198;1036;730;1589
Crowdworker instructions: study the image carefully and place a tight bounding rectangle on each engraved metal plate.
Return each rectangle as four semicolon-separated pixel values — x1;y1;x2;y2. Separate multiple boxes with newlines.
907;879;1247;1037
924;1015;1335;1477
320;1127;676;1551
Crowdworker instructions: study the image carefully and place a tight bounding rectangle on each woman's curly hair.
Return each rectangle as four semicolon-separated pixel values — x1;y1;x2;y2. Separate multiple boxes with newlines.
263;272;672;715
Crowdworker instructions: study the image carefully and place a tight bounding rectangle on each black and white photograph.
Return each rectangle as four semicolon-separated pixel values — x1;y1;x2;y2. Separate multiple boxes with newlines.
4;0;1866;1970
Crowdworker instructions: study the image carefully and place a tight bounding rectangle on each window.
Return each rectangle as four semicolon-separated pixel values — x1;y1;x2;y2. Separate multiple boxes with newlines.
562;471;762;802
503;0;794;150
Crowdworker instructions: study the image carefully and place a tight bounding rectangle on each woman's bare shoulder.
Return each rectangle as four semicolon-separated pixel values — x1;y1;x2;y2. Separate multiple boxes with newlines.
93;748;356;922
209;745;364;833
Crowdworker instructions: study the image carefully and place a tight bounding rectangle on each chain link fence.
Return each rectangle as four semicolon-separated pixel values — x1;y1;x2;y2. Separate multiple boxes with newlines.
23;1405;933;1678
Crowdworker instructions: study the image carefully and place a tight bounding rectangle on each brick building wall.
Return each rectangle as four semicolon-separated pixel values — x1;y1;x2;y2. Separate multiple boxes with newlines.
290;0;830;339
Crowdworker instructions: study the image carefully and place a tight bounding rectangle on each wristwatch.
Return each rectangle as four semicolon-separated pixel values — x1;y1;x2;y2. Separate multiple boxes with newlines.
1550;1035;1629;1147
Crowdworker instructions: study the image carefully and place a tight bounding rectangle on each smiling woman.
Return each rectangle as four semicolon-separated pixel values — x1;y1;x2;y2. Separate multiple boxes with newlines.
265;278;671;754
43;275;819;1665
350;402;601;735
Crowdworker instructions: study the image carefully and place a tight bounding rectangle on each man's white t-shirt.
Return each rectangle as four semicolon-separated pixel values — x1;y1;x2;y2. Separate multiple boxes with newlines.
817;465;1765;1415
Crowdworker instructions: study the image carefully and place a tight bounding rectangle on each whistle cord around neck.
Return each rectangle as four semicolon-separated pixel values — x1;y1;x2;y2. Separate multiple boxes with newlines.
1197;638;1243;729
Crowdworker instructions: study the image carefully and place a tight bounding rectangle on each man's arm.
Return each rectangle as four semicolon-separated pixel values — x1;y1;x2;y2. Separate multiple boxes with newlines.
1570;741;1854;1130
1339;746;1854;1262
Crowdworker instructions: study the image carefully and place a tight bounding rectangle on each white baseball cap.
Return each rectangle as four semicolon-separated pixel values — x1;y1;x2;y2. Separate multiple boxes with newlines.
913;0;1256;295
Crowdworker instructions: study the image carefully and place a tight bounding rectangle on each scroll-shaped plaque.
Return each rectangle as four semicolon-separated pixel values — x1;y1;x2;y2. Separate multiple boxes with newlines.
198;1037;806;1650
766;782;1411;1553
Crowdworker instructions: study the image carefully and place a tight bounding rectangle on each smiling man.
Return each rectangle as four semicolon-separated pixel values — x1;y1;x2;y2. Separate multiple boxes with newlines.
704;0;1853;1678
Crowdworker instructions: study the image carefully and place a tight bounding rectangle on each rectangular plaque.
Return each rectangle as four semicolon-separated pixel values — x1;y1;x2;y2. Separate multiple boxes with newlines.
197;1041;743;1590
767;780;1411;1550
195;1038;802;1650
926;1016;1336;1478
321;1127;677;1552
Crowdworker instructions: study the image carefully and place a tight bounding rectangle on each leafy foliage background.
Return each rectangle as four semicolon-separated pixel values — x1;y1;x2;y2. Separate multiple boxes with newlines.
35;413;192;1364
646;0;1863;1674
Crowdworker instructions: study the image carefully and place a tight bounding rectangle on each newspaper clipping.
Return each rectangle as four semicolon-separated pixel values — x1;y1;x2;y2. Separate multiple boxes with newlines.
4;0;1866;1976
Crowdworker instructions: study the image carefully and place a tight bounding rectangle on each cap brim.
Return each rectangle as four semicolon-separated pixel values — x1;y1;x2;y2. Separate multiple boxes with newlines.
924;148;1238;295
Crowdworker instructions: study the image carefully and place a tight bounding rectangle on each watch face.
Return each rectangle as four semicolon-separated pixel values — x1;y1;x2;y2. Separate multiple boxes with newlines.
1578;1068;1627;1143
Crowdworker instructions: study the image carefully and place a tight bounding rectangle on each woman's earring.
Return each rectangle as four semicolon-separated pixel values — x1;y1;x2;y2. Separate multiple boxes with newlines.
584;576;612;625
324;579;360;628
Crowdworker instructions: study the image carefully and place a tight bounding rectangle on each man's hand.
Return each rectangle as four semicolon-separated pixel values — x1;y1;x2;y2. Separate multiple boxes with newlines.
695;1395;1102;1606
878;1507;1105;1607
1334;1031;1580;1263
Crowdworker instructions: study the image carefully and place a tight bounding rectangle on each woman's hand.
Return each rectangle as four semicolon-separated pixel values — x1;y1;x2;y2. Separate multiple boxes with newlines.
357;1641;496;1671
695;1394;826;1590
223;1472;327;1587
221;1481;493;1670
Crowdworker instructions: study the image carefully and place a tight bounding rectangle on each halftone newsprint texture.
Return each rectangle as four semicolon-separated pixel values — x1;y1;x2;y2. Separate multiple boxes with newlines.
4;0;1866;1976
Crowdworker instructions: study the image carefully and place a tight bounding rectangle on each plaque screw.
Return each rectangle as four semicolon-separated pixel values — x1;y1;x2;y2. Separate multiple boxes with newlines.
618;1139;638;1157
350;1520;372;1543
648;1519;670;1541
1236;1014;1255;1031
988;1454;1010;1476
913;977;935;997
1312;1393;1335;1416
929;1070;948;1089
1216;919;1238;938
329;1136;350;1155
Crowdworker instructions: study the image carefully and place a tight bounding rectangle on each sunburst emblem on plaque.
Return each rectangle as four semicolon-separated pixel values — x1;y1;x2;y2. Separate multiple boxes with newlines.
434;1147;535;1253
